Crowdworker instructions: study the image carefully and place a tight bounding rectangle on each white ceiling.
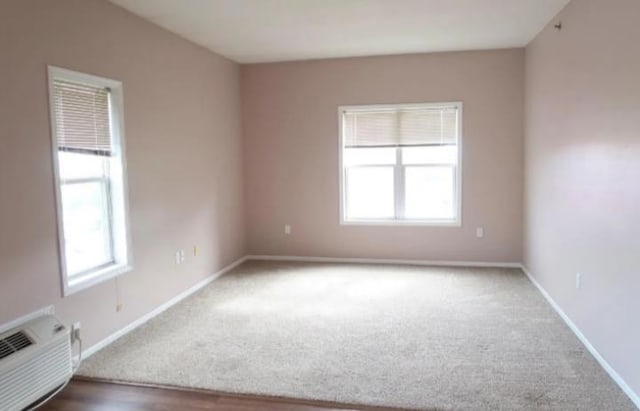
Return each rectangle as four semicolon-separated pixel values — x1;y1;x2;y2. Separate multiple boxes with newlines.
109;0;569;63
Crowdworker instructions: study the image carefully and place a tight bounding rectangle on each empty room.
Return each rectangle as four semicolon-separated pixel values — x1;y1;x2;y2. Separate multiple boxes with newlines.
0;0;638;410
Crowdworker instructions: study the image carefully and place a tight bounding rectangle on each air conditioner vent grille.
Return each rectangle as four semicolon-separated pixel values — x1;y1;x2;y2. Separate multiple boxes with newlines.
0;331;33;360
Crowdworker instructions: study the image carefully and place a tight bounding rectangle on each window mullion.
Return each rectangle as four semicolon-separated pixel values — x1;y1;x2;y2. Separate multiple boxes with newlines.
60;176;109;185
394;146;405;219
394;108;404;220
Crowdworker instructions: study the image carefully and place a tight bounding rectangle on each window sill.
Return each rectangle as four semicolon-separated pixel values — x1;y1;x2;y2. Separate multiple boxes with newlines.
64;263;132;297
340;219;461;227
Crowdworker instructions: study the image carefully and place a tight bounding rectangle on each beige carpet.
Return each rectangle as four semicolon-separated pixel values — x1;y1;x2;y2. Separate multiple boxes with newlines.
79;261;635;410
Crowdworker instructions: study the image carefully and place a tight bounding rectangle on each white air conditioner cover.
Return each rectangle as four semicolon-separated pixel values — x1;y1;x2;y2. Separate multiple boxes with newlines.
0;315;72;411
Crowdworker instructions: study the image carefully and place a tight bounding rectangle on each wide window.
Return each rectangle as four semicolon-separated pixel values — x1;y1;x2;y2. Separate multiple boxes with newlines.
339;102;462;225
48;66;131;296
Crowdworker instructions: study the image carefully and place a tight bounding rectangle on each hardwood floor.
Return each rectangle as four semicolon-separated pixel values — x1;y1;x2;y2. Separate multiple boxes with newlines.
39;379;402;411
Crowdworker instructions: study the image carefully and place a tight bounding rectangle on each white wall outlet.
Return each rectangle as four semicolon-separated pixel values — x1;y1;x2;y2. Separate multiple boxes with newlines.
284;224;291;235
71;322;81;342
175;251;181;265
476;227;484;238
576;272;582;289
180;249;185;262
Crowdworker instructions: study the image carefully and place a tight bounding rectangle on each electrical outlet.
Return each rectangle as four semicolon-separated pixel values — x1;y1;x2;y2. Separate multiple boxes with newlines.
71;322;81;342
576;272;582;289
175;251;181;265
180;249;185;262
116;303;123;312
193;245;198;256
476;227;484;238
284;224;291;235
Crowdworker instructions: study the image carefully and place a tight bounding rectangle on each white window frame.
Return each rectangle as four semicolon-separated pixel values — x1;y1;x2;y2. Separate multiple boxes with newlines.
338;102;463;227
48;66;133;296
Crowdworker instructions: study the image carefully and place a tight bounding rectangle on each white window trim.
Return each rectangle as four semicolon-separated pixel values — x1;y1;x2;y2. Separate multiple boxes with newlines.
338;101;463;227
47;66;133;296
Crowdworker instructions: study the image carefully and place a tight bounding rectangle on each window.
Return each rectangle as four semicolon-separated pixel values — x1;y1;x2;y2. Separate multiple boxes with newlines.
339;102;462;225
48;66;132;296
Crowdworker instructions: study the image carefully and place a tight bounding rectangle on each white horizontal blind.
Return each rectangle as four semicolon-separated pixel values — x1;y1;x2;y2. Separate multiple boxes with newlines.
343;106;458;148
53;79;112;156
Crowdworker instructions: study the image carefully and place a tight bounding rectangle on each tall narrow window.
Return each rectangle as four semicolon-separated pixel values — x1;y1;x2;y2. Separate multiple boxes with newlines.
48;66;131;296
340;102;462;225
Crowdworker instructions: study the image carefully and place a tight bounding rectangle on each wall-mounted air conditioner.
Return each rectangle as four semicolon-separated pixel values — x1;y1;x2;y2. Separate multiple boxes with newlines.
0;315;72;411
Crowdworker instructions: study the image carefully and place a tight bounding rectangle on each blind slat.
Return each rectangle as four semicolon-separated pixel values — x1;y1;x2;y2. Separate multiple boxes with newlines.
53;79;112;155
344;106;458;148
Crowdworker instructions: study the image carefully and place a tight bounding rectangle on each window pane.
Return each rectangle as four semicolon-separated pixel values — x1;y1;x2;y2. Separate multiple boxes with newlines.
58;151;109;180
402;146;457;165
343;147;395;166
346;167;394;219
404;166;455;220
61;181;113;275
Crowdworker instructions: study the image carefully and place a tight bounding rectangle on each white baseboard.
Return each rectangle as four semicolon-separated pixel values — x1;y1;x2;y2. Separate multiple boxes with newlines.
247;254;521;268
0;305;55;334
521;264;640;409
82;256;248;359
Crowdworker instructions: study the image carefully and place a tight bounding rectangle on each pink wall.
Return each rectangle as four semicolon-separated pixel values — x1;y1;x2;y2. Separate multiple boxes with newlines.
242;50;524;263
0;0;244;348
524;0;640;398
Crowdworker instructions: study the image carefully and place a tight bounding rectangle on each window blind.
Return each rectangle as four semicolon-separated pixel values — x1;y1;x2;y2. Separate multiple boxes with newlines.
53;79;112;156
343;106;458;148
